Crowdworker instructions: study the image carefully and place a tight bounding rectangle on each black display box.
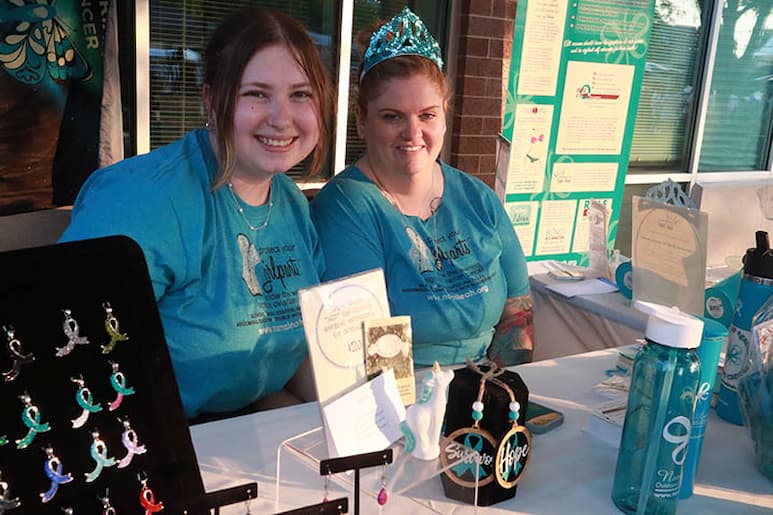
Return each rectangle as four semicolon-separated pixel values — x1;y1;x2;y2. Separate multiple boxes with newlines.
0;236;249;513
441;364;529;506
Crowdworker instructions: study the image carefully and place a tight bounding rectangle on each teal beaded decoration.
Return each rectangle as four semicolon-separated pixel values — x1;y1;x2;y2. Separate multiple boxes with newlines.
508;401;520;421
360;6;444;82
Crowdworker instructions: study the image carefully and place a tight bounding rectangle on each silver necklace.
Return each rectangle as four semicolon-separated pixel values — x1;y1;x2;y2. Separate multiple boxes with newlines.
364;155;443;270
226;183;273;231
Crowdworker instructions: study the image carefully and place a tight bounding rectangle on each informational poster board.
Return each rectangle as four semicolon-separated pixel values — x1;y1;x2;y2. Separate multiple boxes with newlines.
499;0;655;263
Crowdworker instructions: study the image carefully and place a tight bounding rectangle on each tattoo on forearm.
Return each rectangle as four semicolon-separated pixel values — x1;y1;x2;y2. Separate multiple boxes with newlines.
488;293;535;366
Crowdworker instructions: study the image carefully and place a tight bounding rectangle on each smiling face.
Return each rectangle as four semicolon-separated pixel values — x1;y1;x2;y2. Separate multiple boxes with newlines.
357;74;447;179
229;44;320;183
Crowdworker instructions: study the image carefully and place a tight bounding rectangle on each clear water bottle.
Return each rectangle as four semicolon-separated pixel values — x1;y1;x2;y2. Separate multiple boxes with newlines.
612;301;703;514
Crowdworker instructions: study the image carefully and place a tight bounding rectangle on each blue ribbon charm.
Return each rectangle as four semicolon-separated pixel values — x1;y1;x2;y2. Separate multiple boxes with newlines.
108;361;135;411
71;376;103;428
84;430;117;483
39;447;73;503
15;394;50;450
101;302;129;354
56;309;90;357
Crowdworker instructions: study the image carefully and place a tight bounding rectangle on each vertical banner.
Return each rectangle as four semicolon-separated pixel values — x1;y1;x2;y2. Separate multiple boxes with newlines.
499;0;655;264
0;1;111;211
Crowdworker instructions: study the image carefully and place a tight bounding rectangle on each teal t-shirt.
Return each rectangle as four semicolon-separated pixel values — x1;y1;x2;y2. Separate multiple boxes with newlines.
311;162;528;366
60;129;324;417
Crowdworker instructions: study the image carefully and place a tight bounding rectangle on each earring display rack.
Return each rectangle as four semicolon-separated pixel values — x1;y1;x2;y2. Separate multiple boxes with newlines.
274;426;480;513
0;236;253;514
277;496;349;515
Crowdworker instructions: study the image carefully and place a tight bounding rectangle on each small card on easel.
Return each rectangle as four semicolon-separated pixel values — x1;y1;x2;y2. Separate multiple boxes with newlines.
363;315;415;406
298;268;390;406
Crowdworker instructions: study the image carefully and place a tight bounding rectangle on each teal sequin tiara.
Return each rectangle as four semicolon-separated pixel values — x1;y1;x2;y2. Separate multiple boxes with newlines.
360;6;444;82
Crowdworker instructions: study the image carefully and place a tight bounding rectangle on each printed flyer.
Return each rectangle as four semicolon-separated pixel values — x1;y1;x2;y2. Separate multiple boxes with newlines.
499;0;655;263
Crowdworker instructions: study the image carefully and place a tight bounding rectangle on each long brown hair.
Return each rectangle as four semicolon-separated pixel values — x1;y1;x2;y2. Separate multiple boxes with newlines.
204;7;333;189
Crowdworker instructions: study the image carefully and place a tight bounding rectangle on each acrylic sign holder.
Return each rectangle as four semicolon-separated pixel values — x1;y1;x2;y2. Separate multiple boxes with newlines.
275;426;480;513
0;236;254;513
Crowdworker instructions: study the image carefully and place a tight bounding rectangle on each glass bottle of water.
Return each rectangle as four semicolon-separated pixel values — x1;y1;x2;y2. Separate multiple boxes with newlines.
612;301;703;514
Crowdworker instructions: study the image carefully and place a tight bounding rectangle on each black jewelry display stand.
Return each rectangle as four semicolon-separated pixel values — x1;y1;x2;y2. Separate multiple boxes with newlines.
0;236;254;514
277;496;349;515
319;449;392;515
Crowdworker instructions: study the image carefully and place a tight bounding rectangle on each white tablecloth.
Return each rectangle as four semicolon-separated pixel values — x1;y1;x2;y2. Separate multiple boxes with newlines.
190;348;772;514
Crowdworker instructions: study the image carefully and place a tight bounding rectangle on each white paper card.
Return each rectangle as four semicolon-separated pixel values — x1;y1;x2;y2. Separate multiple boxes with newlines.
299;269;391;405
321;369;407;458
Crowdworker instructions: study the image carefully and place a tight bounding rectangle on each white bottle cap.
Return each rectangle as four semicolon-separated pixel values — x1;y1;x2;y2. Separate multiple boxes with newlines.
634;300;704;349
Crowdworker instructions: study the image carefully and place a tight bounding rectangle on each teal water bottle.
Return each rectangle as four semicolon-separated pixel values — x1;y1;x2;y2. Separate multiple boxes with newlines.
717;231;773;425
612;301;703;515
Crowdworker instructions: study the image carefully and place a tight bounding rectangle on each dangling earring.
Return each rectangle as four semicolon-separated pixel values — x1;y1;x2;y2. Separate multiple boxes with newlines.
40;446;74;503
101;302;129;354
98;488;116;515
492;389;532;488
15;392;51;449
244;488;252;514
57;309;89;357
377;459;388;506
322;473;329;502
2;325;35;382
0;469;21;511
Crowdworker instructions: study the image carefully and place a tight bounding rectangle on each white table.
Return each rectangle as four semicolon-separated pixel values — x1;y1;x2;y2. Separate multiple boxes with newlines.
190;349;772;514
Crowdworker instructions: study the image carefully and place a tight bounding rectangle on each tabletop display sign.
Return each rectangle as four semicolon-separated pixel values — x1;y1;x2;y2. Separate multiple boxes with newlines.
631;196;708;316
499;0;656;264
0;236;227;514
440;363;530;506
299;268;391;406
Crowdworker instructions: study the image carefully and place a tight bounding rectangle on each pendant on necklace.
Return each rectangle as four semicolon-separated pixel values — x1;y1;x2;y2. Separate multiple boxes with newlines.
435;258;442;271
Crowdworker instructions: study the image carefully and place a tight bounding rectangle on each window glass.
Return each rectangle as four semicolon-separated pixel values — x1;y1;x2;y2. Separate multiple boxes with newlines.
629;0;707;172
148;1;338;177
698;3;773;171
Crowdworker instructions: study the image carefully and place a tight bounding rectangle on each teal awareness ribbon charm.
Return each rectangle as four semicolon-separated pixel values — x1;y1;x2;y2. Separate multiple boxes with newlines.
108;360;135;411
15;393;50;450
56;309;90;357
101;302;129;354
71;376;103;429
84;429;116;483
0;435;7;447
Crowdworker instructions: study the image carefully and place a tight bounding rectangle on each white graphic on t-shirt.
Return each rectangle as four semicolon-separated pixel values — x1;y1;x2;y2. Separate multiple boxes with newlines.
405;227;434;273
237;233;262;296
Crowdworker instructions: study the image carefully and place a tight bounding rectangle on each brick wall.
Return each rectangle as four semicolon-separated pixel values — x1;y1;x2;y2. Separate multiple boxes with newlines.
449;0;517;188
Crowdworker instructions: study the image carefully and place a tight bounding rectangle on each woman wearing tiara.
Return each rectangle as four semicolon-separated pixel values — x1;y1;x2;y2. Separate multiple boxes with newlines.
60;8;333;420
311;7;534;367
